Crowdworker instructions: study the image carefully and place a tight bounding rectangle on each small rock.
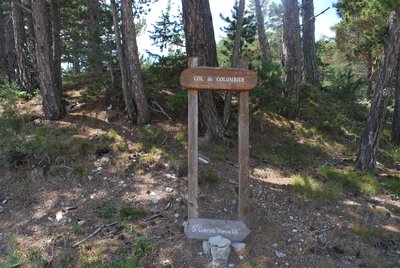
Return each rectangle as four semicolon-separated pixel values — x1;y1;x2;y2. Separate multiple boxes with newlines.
2;199;8;205
47;217;53;222
161;259;172;267
198;156;209;164
239;255;245;260
292;229;298;233
87;175;93;181
77;220;85;225
174;213;180;218
166;187;173;193
289;215;294;220
231;242;246;251
165;174;176;179
275;251;286;258
90;194;96;199
150;192;159;204
56;211;64;222
33;118;41;125
272;243;278;247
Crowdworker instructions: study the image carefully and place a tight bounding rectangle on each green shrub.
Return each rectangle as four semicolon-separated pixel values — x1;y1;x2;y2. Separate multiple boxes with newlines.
167;91;187;111
118;207;146;220
199;169;222;185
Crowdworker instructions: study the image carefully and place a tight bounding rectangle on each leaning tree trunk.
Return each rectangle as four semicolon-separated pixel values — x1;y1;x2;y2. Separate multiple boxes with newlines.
32;0;64;120
391;57;400;144
0;2;7;82
223;0;245;127
86;0;103;73
110;0;136;121
356;10;400;171
121;0;150;125
182;0;229;144
282;0;302;118
254;0;271;61
301;0;319;85
11;0;34;94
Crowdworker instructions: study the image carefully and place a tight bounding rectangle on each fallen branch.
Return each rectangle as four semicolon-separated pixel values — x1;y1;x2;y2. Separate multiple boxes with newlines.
151;101;173;121
72;221;117;247
142;213;163;222
224;160;239;168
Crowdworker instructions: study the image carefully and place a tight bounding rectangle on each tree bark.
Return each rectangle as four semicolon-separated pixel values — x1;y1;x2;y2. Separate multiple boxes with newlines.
391;56;400;144
4;0;17;81
110;0;136;121
11;0;34;94
121;0;149;125
86;0;103;73
254;0;270;61
356;10;400;171
282;0;302;118
182;0;229;144
50;0;62;100
223;0;246;127
301;0;319;85
32;0;64;120
0;2;7;82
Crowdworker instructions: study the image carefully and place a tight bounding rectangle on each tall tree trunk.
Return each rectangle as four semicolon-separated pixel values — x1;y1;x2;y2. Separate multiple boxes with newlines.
301;0;319;85
11;0;34;94
4;0;17;81
86;0;103;73
356;10;400;171
223;0;246;127
254;0;271;60
32;0;64;120
282;0;302;118
110;0;136;121
182;0;229;144
120;0;149;125
391;57;400;144
0;2;7;82
50;0;62;100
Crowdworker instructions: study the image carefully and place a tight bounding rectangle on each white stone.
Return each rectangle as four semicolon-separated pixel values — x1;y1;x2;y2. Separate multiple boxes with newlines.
203;240;211;256
166;187;173;193
165;174;176;179
77;220;85;225
239;255;245;260
275;251;286;258
56;211;63;222
150;192;159;204
209;236;231;267
174;213;180;218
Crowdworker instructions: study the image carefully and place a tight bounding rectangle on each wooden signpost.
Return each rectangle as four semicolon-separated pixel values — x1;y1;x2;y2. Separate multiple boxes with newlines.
180;57;257;242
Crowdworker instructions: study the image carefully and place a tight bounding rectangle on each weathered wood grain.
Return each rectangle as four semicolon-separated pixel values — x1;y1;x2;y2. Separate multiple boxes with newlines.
187;57;199;218
180;67;257;91
238;91;250;223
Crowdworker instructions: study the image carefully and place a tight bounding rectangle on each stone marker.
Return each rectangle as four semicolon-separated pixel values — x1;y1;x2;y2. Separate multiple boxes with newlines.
209;236;231;268
185;218;250;241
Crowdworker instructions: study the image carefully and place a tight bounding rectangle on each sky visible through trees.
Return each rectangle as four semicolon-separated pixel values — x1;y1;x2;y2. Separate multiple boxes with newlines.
136;0;340;56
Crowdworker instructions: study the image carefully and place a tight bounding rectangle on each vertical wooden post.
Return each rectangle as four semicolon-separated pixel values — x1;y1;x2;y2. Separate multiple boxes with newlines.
188;57;199;218
238;90;249;223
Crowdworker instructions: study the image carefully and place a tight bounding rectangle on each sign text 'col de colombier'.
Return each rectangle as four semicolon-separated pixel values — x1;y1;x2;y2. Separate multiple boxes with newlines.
180;67;258;91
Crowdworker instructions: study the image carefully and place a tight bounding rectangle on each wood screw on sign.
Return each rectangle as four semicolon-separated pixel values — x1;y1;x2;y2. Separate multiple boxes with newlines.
180;57;257;242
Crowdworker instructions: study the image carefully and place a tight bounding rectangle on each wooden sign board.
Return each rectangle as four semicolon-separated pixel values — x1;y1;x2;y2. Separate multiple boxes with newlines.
180;67;257;91
185;218;251;241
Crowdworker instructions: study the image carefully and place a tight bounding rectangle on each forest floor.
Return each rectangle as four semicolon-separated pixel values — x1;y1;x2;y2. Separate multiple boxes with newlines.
1;84;400;268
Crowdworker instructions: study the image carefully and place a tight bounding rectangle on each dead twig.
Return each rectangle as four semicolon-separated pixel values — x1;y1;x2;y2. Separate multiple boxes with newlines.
72;222;117;247
151;101;173;121
142;213;163;222
224;160;239;168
